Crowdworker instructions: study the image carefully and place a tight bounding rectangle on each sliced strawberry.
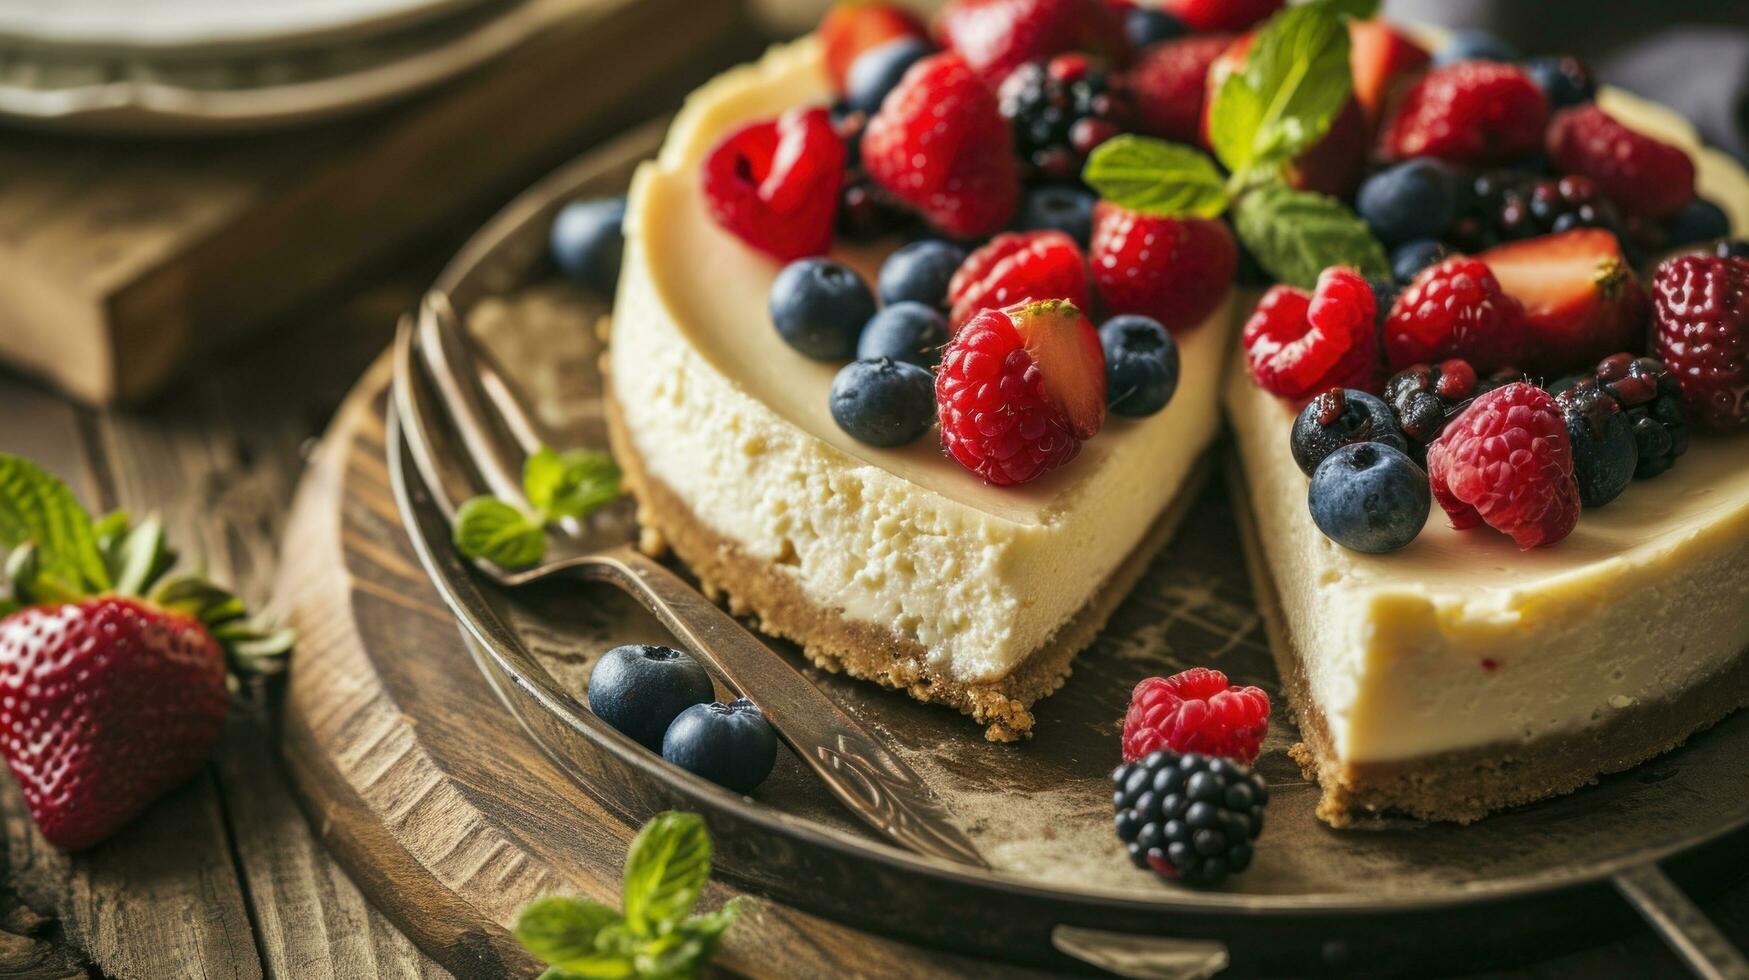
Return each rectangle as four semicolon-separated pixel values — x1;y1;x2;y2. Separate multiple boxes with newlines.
1008;299;1107;438
1479;229;1651;376
948;230;1091;331
701;108;845;261
936;0;1128;86
1162;0;1282;32
1089;202;1236;333
821;2;930;94
1547;104;1697;219
1200;33;1366;196
1347;19;1430;122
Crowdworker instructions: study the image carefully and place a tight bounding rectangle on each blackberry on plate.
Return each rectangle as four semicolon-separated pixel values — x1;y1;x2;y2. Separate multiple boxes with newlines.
1112;751;1267;886
1383;358;1482;458
1584;353;1689;478
1290;388;1406;476
998;54;1134;184
1448;171;1624;251
1556;381;1638;507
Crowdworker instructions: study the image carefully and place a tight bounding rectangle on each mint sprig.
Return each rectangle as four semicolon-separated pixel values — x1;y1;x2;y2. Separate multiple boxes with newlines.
514;812;743;980
1233;185;1390;290
1209;1;1358;177
1082;136;1230;217
453;447;621;568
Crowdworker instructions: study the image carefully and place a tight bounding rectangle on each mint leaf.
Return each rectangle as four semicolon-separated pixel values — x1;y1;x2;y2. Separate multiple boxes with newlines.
453;496;545;567
515;898;624;966
1208;1;1354;176
1082;136;1230;218
525;448;621;522
1233;184;1390;288
0;454;107;599
1325;0;1381;18
622;812;712;938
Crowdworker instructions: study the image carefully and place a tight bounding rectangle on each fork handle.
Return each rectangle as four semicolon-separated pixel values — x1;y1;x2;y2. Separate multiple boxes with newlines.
574;543;989;870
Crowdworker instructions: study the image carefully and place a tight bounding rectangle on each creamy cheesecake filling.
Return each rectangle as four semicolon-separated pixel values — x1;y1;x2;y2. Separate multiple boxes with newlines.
610;38;1232;684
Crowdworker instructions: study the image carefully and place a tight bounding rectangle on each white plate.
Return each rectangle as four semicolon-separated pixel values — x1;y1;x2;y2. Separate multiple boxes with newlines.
0;0;499;54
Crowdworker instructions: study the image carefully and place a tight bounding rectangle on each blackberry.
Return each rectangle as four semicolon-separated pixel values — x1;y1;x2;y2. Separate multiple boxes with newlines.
998;54;1134;184
1556;381;1637;506
1448;172;1624;251
1583;353;1689;478
1383;358;1483;459
1112;751;1267;886
834;110;914;241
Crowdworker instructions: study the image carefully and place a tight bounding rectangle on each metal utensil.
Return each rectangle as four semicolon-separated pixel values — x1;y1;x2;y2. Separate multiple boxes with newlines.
390;299;989;869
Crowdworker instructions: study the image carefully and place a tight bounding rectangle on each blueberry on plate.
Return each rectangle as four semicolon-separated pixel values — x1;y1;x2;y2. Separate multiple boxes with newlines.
770;258;877;359
550;196;626;294
1124;6;1184;49
1291;389;1406;476
1522;55;1595;110
1559;382;1638;507
1308;442;1431;554
1357;160;1458;247
878;240;965;309
662;698;779;794
1433;29;1517;65
830;358;937;446
846;37;933;114
1099;315;1179;417
1017;184;1096;247
1663;198;1732;248
588;644;715;751
858;301;950;368
1390;238;1451;284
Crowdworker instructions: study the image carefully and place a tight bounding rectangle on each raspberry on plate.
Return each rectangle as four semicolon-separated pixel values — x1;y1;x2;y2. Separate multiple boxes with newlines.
1089;201;1236;333
1652;254;1749;431
1121;668;1271;764
1427;382;1581;549
863;53;1020;239
820;1;929;94
1384;257;1529;373
1548;104;1696;219
1126;33;1233;144
1478;229;1650;377
936;0;1128;86
936;300;1106;485
701;107;845;261
1377;61;1549;166
1241;267;1380;401
947;230;1090;332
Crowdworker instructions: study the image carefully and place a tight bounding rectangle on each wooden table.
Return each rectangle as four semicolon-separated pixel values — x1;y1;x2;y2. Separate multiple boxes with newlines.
0;151;1746;980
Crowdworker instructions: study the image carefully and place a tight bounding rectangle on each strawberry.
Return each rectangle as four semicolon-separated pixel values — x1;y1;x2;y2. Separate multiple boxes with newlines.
1200;33;1366;196
1384;256;1529;373
1347;19;1430;122
1547;104;1697;219
821;2;930;94
863;53;1020;239
1479;229;1650;376
1377;61;1549;166
0;455;289;850
947;230;1090;332
1161;0;1282;32
701;108;846;261
936;0;1128;86
1128;34;1234;144
1089;201;1237;333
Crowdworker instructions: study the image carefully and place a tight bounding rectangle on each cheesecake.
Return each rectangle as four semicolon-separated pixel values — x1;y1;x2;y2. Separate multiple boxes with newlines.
607;38;1233;741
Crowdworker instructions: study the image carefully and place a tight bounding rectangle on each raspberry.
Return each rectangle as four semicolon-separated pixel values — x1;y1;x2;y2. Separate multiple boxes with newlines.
1377;61;1549;166
863;53;1021;239
700;108;846;261
1384;257;1528;374
1089;201;1236;332
1651;254;1749;431
1548;105;1697;219
1112;751;1268;886
1121;668;1270;764
1125;34;1233;144
947;230;1091;332
999;55;1135;183
1427;383;1581;549
937;0;1129;86
1241;267;1379;401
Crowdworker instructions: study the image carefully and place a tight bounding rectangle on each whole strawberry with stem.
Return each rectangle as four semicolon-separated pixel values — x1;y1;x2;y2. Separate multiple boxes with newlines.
0;455;290;850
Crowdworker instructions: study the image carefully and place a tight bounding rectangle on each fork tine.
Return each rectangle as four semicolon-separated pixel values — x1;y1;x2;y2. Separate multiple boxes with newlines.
392;318;480;523
416;290;531;509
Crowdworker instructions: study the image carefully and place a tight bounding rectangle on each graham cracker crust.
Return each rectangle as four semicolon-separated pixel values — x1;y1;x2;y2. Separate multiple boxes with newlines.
605;387;1207;742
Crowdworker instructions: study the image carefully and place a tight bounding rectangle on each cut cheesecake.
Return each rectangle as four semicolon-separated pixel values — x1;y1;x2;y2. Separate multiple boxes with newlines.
1227;89;1749;824
607;38;1233;741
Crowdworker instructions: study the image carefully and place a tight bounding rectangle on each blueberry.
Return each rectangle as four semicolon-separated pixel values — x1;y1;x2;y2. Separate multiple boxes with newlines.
1307;443;1431;554
1357;160;1458;246
846;37;932;114
878;240;965;309
1522;55;1596;110
550;197;626;294
1663;199;1732;247
1099;315;1179;417
1560;385;1638;507
587;644;714;751
770;258;877;359
662;697;779;794
1124;7;1185;50
1717;240;1749;260
1433;30;1518;65
829;358;936;446
1017;184;1096;246
1290;389;1406;476
1390;238;1452;284
858;302;949;368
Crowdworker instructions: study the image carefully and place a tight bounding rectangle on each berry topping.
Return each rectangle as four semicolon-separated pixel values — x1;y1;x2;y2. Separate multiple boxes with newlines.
1160;0;1281;32
1663;199;1732;249
1377;61;1549;166
1089;202;1236;333
1556;381;1638;507
550;196;626;294
936;0;1128;86
1241;267;1379;401
1112;751;1268;886
1384;257;1528;373
1523;55;1596;111
662;697;779;794
702;108;846;261
1100;314;1180;417
1017;184;1097;245
1580;352;1689;477
588;644;715;752
1547;105;1697;219
829;357;938;446
858;301;951;368
1652;254;1749;430
1431;29;1517;65
845;36;933;113
999;55;1135;183
878;239;966;308
769;258;877;359
1427;383;1581;549
1122;668;1270;764
1122;6;1185;49
1308;442;1432;554
1125;34;1234;144
1390;239;1452;284
1447;171;1626;251
1290;388;1406;476
936;300;1106;485
1346;18;1430;121
1479;229;1650;376
1383;358;1483;458
821;1;929;93
863;53;1021;239
947;229;1091;332
1356;159;1458;248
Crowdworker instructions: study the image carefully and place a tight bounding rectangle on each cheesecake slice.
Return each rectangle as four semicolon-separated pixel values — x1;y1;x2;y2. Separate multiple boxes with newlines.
1227;90;1749;824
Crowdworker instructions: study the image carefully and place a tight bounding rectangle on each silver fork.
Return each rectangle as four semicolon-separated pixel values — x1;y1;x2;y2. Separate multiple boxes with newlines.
390;292;989;869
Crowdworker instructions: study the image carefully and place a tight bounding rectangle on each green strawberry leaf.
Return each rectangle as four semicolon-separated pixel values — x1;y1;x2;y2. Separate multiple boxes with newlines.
0;454;108;599
524;448;621;523
1233;184;1391;289
515;898;625;967
453;496;546;568
1082;136;1231;218
92;509;130;554
111;516;169;597
1208;0;1355;176
622;812;712;939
